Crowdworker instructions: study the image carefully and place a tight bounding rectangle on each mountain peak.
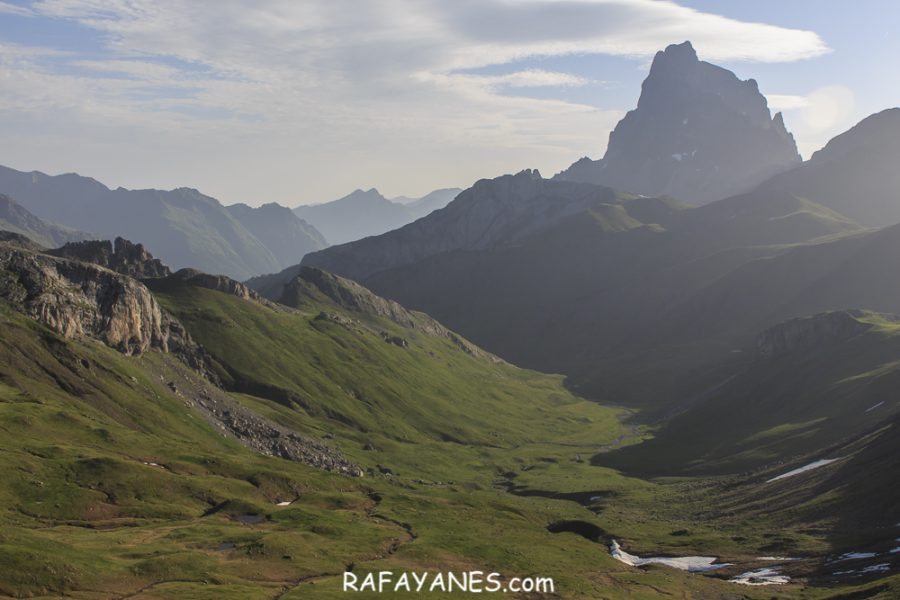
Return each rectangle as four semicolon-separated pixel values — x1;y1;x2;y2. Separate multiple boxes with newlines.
556;42;801;204
648;41;698;75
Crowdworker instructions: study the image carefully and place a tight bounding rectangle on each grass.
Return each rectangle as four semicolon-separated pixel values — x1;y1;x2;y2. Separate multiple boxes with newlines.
1;281;897;599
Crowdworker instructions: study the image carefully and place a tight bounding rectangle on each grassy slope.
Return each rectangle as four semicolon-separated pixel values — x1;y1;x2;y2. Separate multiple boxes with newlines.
603;312;900;475
2;277;897;598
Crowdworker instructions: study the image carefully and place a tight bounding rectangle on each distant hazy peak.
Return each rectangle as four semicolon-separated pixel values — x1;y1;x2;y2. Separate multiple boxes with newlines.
808;107;900;165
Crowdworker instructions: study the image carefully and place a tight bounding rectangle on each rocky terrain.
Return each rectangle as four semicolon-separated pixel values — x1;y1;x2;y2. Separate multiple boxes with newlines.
556;41;801;204
49;237;171;279
162;356;362;476
0;243;185;355
164;267;281;309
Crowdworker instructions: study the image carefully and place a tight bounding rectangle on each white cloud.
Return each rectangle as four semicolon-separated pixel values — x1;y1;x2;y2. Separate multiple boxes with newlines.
772;85;857;159
2;0;831;202
767;94;809;111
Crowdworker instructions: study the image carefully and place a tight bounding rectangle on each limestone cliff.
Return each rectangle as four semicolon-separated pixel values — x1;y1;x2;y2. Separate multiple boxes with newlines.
0;244;202;363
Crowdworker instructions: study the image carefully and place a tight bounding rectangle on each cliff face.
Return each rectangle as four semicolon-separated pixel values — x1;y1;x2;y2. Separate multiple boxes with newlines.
49;237;171;279
0;244;199;359
755;310;878;358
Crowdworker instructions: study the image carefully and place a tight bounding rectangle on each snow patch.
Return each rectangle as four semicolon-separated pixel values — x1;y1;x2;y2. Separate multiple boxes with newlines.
767;458;840;483
730;567;790;586
756;556;800;561
831;552;877;562
834;563;891;576
609;540;730;572
276;501;293;506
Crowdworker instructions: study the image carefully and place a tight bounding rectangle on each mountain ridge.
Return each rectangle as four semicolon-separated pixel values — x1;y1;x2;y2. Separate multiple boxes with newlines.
0;165;327;279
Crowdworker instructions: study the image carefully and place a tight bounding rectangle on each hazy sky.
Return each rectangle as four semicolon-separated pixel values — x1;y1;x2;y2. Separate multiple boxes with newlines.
1;0;897;206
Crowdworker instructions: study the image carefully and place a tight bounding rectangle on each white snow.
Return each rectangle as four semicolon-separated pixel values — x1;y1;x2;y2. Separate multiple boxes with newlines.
834;563;892;576
730;567;791;586
832;552;878;562
756;556;799;561
890;547;900;554
609;540;730;572
588;496;604;502
276;501;293;506
865;401;885;413
767;458;840;483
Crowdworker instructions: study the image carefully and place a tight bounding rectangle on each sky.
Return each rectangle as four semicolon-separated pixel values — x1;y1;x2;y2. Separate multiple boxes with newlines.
0;0;897;206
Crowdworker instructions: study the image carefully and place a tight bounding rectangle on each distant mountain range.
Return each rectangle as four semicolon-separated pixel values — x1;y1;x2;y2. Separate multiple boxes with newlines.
291;47;900;406
0;193;91;247
294;187;460;245
0;165;326;279
555;41;801;204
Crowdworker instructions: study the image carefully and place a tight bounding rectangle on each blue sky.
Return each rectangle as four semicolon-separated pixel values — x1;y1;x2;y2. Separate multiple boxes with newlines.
0;0;896;205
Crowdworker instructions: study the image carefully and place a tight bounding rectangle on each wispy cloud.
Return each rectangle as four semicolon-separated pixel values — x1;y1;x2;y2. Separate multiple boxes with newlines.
0;1;34;16
1;0;831;202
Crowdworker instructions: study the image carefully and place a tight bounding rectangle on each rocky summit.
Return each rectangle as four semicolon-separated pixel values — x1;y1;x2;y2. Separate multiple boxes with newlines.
49;237;172;279
556;41;801;204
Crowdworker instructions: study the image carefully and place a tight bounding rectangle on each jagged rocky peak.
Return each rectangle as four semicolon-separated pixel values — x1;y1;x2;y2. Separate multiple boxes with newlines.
556;40;801;204
49;237;171;279
755;310;894;358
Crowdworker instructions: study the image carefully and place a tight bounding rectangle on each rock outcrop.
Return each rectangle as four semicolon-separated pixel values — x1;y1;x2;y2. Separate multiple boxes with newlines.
49;237;171;279
556;41;801;204
0;244;208;367
165;268;281;309
755;310;886;358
